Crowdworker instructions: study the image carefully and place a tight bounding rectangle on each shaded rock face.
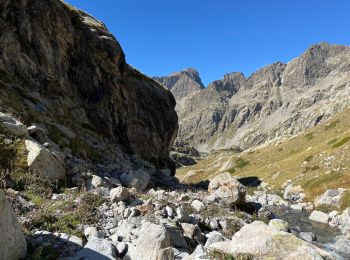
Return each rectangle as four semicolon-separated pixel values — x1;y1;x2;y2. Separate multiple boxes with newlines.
0;190;27;259
0;0;178;172
157;43;350;152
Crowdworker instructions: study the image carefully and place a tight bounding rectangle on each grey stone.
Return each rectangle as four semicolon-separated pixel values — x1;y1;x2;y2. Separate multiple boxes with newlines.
204;231;228;247
335;237;350;257
0;112;27;136
0;190;27;260
269;219;289;232
84;226;104;239
120;170;150;191
75;237;116;259
110;186;130;203
25;139;66;180
309;210;329;224
209;221;332;259
208;172;246;205
299;232;317;242
191;199;206;212
133;222;171;260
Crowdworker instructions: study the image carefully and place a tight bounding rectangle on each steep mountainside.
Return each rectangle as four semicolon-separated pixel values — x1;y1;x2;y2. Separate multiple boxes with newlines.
177;107;350;204
154;68;204;111
158;43;350;153
0;0;178;172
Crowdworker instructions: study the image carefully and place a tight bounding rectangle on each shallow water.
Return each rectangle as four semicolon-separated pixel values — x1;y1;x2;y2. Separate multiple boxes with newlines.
272;207;345;259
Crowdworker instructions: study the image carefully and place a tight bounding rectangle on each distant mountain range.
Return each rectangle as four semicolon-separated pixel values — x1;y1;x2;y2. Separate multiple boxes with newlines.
154;43;350;153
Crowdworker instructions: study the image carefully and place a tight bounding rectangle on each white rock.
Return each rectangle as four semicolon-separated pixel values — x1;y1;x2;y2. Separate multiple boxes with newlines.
290;203;303;211
208;172;246;205
0;190;27;259
25;139;66;180
180;223;198;238
110;186;130;203
116;242;127;256
165;206;174;218
309;210;329;224
84;226;104;239
209;221;332;259
191;199;206;212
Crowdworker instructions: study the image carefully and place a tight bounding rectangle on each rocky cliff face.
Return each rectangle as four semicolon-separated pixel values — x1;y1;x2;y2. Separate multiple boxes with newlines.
154;68;204;111
0;0;178;171
157;43;350;152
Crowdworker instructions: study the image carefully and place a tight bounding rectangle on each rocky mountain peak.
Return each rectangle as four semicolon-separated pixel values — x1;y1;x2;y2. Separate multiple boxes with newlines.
154;68;205;102
160;43;350;153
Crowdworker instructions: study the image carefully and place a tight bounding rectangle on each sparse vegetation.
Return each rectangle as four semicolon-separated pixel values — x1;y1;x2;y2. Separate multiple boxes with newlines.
235;158;249;168
27;192;104;237
303;155;313;162
177;108;350;202
324;120;340;131
207;250;253;260
332;136;350;148
304;133;314;140
315;204;337;213
327;138;338;145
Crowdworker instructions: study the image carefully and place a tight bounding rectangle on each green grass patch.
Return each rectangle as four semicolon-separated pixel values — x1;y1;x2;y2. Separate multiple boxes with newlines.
315;204;337;213
327;138;338;145
304;133;315;140
339;191;350;211
28;193;104;237
235;158;250;168
303;155;313;162
332;137;350;148
226;167;236;174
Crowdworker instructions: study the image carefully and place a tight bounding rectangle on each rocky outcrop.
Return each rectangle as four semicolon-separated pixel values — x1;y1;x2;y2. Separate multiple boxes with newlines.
154;68;204;111
157;43;350;152
0;0;178;173
208;172;246;205
0;112;27;136
25;139;66;180
210;221;332;259
0;190;27;260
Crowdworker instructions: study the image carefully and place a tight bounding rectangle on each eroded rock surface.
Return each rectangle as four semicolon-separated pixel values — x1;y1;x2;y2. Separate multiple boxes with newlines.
157;43;350;153
0;0;178;173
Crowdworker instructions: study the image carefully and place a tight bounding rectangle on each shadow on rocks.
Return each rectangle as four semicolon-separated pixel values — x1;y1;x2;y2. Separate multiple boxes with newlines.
238;176;261;187
26;232;118;260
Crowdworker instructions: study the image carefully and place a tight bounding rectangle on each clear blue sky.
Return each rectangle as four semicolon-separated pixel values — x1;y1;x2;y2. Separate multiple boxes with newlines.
66;0;350;85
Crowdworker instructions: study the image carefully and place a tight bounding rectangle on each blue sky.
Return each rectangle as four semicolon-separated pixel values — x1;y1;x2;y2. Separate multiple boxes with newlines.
66;0;350;85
